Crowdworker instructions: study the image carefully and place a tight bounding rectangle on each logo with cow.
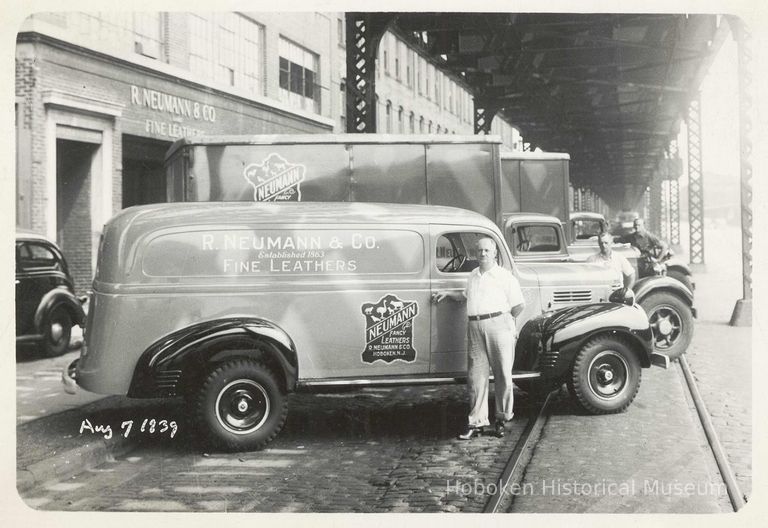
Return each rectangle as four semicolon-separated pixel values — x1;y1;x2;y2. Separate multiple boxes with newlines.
243;153;305;202
361;294;419;364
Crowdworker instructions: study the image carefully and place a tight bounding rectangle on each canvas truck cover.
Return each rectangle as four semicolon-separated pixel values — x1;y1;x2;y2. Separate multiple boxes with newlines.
499;151;571;225
165;134;503;225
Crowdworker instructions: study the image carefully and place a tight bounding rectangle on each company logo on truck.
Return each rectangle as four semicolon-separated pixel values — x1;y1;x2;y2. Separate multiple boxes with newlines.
361;294;418;364
244;153;305;202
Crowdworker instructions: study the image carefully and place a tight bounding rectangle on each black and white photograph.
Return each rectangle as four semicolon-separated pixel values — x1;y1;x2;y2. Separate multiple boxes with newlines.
4;0;764;521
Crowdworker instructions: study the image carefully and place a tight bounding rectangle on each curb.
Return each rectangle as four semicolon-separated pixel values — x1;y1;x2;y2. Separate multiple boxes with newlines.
17;432;136;494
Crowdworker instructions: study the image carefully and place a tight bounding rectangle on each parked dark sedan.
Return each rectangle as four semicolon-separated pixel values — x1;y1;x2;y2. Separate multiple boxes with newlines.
15;231;85;357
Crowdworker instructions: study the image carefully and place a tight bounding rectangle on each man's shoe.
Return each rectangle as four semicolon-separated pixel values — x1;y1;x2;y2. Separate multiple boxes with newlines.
493;420;506;438
457;425;481;440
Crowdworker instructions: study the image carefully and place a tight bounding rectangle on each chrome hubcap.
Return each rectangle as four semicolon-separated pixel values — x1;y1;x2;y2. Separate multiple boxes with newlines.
649;306;682;348
50;322;63;342
588;351;628;398
215;379;269;435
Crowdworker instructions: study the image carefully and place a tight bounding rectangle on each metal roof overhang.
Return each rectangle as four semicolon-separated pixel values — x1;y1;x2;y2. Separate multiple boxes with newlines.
389;13;731;209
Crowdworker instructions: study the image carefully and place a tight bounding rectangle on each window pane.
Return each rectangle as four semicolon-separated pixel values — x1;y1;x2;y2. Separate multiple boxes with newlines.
304;68;314;98
279;57;289;89
290;62;303;94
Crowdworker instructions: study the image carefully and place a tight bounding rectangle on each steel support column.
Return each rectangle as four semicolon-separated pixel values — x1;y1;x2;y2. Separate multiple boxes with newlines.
649;172;663;235
660;179;670;241
687;95;705;269
669;179;681;247
668;139;681;248
474;97;500;135
730;17;753;326
345;13;394;133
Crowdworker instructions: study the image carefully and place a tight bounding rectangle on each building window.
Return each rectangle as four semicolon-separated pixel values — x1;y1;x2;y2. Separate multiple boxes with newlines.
435;72;441;105
396;41;404;82
188;13;264;96
65;13;165;61
419;116;424;133
337;17;345;47
340;79;347;131
428;121;433;133
436;124;441;134
279;37;321;114
426;65;432;100
409;111;415;134
385;101;393;133
416;59;422;95
406;50;414;88
133;12;163;58
397;106;404;133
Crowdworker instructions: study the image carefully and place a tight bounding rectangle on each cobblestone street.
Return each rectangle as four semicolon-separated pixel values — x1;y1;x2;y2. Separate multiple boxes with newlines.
20;386;540;512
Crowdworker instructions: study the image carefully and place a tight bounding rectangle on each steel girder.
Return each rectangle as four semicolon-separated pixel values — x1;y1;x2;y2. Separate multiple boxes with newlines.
687;95;705;267
345;13;395;133
668;139;681;247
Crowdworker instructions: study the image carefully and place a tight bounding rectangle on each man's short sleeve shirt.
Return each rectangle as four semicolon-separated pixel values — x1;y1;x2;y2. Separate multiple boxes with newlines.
465;265;525;317
587;252;634;284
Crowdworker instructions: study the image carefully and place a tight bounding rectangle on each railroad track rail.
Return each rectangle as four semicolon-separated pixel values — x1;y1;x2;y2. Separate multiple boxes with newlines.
679;356;747;511
483;391;553;513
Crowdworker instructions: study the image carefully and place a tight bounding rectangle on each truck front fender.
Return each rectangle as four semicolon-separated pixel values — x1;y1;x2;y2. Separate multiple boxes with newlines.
666;262;692;276
33;287;86;332
515;303;653;378
633;276;694;306
128;317;298;398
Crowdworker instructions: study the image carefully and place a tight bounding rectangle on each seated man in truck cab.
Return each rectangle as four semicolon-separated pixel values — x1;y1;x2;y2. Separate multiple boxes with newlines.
588;231;635;289
616;218;669;278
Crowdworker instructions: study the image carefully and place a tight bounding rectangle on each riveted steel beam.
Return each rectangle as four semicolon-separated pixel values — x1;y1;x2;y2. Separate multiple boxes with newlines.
345;13;395;133
668;139;681;247
474;97;500;134
649;171;663;235
687;94;705;268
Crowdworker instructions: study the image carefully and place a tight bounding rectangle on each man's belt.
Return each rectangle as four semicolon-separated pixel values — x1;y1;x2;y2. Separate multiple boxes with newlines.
468;311;503;321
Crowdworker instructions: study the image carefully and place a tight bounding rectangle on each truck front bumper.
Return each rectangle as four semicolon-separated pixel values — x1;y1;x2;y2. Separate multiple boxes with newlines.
62;358;79;394
651;352;670;369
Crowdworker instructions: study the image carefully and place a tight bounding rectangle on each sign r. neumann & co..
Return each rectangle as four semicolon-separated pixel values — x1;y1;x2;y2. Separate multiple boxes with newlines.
130;85;216;139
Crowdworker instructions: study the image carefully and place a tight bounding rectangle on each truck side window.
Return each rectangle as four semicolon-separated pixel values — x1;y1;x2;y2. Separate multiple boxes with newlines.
436;232;496;273
514;225;561;253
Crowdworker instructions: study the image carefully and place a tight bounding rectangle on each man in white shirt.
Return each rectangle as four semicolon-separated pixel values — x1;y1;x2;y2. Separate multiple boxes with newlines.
588;231;635;288
433;236;526;440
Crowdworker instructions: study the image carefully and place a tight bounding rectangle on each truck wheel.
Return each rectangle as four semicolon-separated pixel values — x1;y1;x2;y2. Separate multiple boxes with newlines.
195;359;287;451
567;336;641;414
667;270;694;292
639;292;693;360
43;305;72;357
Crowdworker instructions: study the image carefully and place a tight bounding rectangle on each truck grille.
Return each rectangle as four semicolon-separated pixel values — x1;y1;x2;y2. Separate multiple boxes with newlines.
552;290;592;304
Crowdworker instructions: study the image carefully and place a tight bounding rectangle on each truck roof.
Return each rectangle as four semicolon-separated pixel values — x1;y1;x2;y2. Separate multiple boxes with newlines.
111;202;501;231
500;151;570;161
503;212;563;225
166;134;503;161
570;211;605;220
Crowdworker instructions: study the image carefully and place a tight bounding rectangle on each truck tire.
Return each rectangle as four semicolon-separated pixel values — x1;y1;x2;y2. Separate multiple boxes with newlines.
42;304;73;357
195;359;287;451
639;292;693;360
666;269;694;292
567;336;642;414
